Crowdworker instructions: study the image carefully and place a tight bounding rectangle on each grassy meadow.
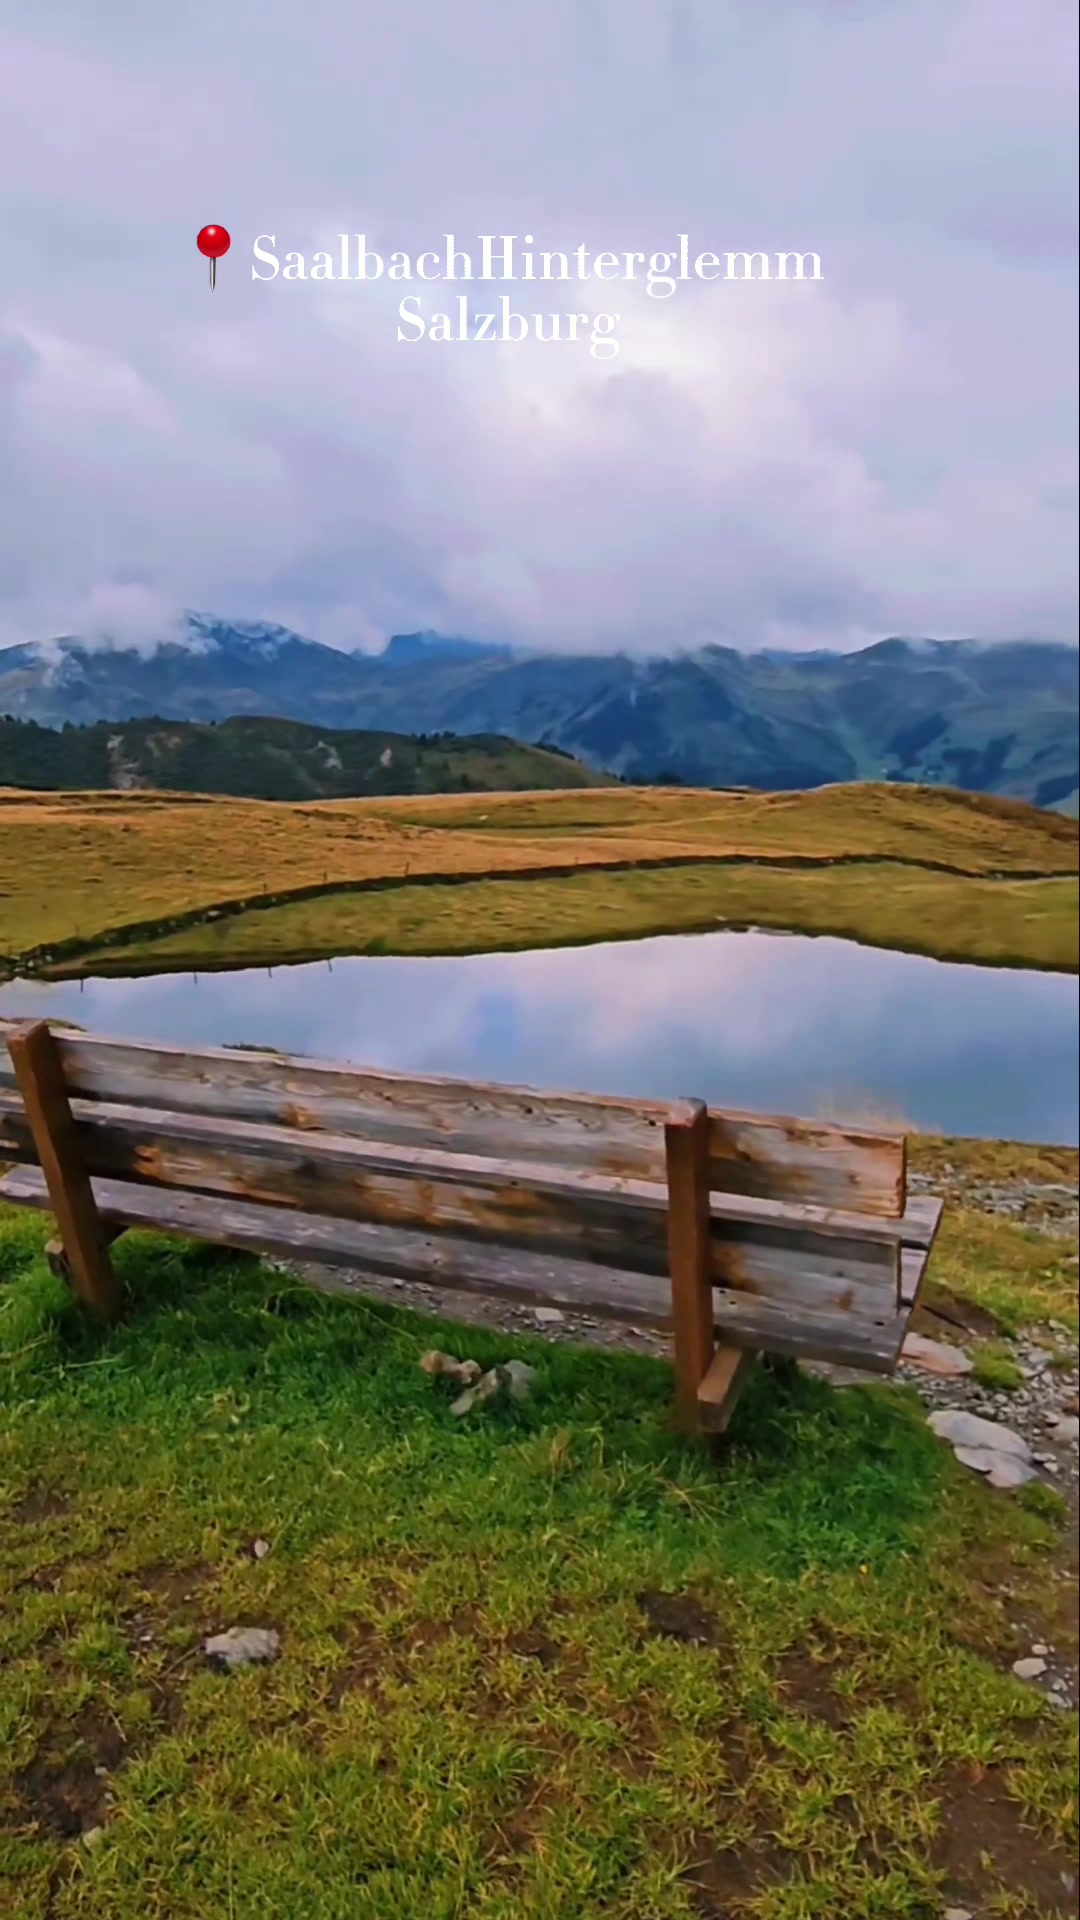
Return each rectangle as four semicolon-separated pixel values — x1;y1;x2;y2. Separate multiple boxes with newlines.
1;1161;1077;1920
1;781;1076;976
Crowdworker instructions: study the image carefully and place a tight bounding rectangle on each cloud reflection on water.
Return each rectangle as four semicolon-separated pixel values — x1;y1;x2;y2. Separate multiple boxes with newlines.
1;931;1076;1144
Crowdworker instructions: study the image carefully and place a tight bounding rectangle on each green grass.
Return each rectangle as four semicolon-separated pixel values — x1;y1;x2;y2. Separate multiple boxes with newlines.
1;1205;1076;1920
972;1344;1028;1393
59;861;1079;978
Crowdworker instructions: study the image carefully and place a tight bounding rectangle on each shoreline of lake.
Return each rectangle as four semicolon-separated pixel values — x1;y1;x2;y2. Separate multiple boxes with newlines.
4;864;1076;985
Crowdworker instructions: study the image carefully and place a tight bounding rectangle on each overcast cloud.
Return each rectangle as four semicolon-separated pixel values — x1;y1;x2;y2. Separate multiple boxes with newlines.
1;0;1077;656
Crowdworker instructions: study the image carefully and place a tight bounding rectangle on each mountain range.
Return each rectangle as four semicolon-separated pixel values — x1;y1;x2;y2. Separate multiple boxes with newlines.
1;617;1076;809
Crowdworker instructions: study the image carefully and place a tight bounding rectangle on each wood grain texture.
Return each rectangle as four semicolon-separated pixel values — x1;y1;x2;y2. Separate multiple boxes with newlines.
708;1108;905;1216
3;1023;120;1319
0;1090;903;1309
0;1166;915;1369
0;1027;907;1210
664;1103;715;1429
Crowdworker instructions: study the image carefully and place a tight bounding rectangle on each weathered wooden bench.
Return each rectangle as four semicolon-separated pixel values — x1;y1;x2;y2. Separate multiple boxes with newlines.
0;1020;943;1434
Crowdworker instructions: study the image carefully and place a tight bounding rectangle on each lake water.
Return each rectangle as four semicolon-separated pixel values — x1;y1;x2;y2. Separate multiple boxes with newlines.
2;931;1077;1145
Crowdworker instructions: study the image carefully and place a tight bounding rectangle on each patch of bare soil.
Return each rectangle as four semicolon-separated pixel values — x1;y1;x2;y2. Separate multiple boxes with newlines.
772;1645;849;1729
10;1482;70;1524
637;1589;725;1648
932;1766;1079;1918
680;1836;789;1919
14;1703;128;1841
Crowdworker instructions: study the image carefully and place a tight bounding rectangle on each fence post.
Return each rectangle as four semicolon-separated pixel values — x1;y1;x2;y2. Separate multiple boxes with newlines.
664;1100;715;1433
6;1021;121;1320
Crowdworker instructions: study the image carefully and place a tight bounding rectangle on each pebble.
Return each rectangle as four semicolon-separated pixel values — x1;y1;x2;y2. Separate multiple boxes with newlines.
1012;1656;1048;1680
82;1827;106;1850
943;1909;973;1920
1031;1642;1051;1656
1053;1414;1080;1443
204;1626;281;1669
252;1538;271;1560
533;1306;567;1326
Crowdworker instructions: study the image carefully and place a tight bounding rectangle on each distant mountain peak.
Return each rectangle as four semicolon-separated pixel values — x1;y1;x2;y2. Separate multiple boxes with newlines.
380;631;511;666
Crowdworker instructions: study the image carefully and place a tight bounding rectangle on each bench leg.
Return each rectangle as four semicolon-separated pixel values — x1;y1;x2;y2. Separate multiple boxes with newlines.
665;1103;716;1434
6;1021;122;1321
698;1343;758;1434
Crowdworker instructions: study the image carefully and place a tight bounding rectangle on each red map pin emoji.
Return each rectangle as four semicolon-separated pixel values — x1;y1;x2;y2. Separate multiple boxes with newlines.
196;224;231;290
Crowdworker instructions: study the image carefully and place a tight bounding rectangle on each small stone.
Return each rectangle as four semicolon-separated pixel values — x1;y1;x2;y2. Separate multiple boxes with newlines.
504;1359;538;1400
1052;1414;1080;1443
1031;1642;1050;1656
420;1350;482;1386
901;1332;973;1377
1012;1656;1048;1680
252;1538;271;1561
82;1826;105;1850
533;1306;566;1326
450;1359;538;1415
943;1908;973;1920
204;1626;281;1669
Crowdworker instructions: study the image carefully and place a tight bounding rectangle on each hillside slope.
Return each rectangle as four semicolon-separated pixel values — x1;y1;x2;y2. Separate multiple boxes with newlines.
2;781;1075;978
1;620;1075;806
0;714;607;800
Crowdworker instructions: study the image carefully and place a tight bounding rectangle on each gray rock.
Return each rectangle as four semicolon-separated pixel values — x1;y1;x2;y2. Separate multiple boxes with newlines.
953;1445;997;1475
928;1409;1031;1458
204;1626;281;1669
449;1360;537;1416
533;1306;567;1326
1012;1655;1048;1681
1053;1414;1080;1443
900;1332;973;1377
252;1538;271;1561
985;1454;1037;1489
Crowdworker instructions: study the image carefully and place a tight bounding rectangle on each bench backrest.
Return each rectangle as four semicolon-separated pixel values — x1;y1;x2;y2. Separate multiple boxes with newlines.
0;1024;911;1363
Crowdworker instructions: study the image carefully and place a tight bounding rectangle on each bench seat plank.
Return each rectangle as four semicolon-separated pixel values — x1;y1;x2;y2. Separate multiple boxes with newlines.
0;1165;909;1368
0;1091;904;1309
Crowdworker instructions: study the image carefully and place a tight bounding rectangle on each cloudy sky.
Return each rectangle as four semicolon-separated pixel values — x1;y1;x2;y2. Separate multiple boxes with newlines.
1;0;1077;656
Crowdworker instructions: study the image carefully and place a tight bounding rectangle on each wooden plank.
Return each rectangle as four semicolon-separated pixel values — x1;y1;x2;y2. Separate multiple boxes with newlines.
0;1165;673;1323
0;1089;934;1246
712;1288;906;1373
0;1030;681;1180
665;1102;715;1430
900;1199;944;1307
0;1091;902;1309
0;1166;916;1369
697;1343;758;1435
3;1024;120;1320
0;1027;909;1212
708;1109;905;1216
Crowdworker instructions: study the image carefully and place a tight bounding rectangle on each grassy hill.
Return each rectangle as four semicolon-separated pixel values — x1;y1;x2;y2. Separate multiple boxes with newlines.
2;624;1075;805
0;715;606;802
2;781;1075;978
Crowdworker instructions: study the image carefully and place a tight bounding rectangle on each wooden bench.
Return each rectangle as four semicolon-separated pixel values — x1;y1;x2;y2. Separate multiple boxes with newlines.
0;1020;943;1434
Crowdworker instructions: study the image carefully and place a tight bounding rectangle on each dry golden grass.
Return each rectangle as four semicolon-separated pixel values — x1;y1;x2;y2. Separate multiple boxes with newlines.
1;780;1075;970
